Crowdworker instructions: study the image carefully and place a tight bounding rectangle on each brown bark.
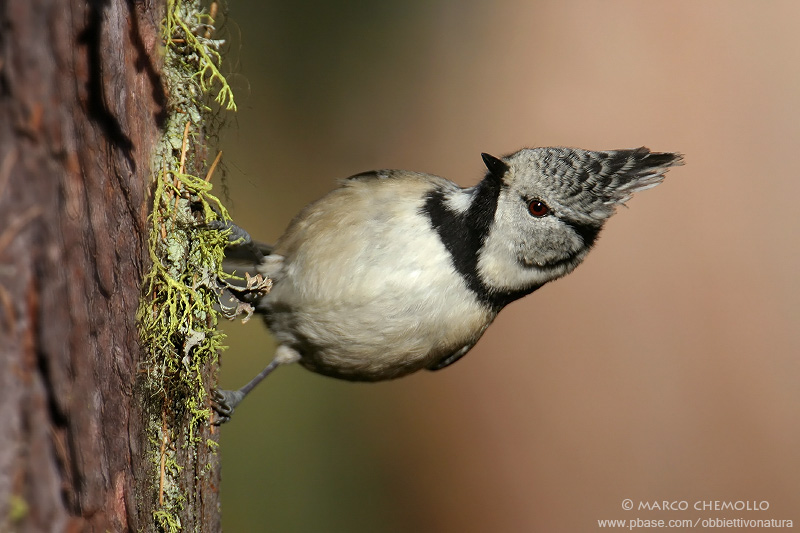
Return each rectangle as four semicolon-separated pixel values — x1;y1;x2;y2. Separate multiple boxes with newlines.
0;0;219;531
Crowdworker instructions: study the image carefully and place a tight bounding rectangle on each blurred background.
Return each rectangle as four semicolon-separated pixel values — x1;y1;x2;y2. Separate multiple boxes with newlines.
214;1;800;531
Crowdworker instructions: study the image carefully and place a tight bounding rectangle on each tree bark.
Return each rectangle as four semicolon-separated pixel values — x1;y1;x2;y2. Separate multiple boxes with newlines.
0;1;220;531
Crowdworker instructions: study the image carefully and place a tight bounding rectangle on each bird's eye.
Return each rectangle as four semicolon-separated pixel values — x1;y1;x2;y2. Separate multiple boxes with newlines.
527;199;550;217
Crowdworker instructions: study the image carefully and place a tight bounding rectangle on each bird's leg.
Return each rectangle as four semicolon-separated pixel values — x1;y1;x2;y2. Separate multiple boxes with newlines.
212;345;301;424
212;361;279;424
210;218;274;321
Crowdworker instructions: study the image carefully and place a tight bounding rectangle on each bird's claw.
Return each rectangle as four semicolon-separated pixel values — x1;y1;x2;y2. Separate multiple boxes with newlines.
208;219;255;247
211;388;245;425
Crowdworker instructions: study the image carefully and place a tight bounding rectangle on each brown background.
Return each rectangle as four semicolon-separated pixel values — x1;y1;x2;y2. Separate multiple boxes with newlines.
216;1;800;531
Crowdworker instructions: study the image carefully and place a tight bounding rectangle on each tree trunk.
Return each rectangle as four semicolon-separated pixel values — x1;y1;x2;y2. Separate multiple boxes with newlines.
0;0;221;531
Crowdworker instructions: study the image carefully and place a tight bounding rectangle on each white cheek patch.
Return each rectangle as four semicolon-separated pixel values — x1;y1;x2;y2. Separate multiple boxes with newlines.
478;243;551;290
475;192;590;291
477;219;554;290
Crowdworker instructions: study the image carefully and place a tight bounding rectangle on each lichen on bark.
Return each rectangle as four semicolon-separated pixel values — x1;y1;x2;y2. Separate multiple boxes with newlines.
137;0;236;530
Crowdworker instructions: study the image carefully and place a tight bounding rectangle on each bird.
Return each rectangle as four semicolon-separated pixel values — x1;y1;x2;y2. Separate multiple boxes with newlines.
213;146;682;422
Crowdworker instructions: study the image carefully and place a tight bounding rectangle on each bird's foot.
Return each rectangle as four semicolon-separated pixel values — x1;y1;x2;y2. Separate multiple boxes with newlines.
208;219;256;247
211;388;246;425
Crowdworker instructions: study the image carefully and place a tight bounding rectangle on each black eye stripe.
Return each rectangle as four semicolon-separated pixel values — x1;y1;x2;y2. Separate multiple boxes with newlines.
562;219;602;248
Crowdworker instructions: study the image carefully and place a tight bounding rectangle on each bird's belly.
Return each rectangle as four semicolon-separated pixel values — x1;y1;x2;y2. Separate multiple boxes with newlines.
263;270;494;381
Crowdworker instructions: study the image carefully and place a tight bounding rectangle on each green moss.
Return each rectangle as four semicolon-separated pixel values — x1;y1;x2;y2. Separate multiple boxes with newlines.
8;494;28;523
137;0;237;530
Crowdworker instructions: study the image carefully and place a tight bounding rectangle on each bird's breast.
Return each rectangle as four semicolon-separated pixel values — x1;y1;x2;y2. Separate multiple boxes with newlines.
261;180;494;380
